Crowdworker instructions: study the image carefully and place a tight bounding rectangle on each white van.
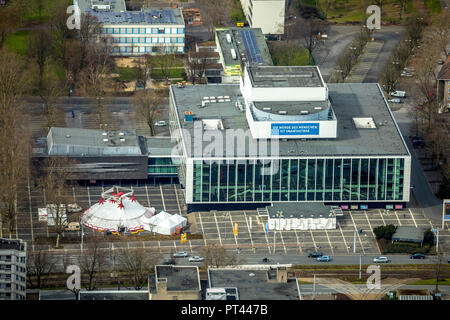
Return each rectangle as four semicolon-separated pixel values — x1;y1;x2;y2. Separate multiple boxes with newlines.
390;91;406;98
65;222;80;232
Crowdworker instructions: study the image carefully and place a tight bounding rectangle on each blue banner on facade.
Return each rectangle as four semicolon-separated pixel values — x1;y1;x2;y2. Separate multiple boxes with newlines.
271;123;320;136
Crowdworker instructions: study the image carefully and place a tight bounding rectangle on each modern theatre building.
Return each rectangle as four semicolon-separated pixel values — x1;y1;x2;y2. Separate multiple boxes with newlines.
169;65;411;210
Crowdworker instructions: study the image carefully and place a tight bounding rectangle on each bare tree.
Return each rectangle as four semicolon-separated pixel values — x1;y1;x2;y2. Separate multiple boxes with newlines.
119;247;160;290
78;236;107;291
397;0;408;21
297;17;327;65
414;37;439;105
27;249;57;290
36;157;76;248
201;244;246;268
0;49;32;239
131;88;166;136
431;10;450;58
0;4;19;49
187;50;210;84
197;0;232;40
380;59;400;96
27;28;54;90
38;64;65;131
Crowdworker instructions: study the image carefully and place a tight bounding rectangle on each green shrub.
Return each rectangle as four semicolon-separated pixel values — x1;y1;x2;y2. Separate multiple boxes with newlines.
382;242;430;254
373;224;397;240
423;229;434;245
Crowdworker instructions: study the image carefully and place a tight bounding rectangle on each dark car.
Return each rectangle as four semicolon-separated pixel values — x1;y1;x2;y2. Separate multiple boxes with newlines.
262;257;269;263
308;252;323;258
410;253;425;259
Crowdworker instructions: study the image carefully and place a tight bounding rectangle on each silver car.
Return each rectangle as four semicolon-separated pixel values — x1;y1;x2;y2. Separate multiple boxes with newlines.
373;256;390;263
188;256;204;262
173;251;189;258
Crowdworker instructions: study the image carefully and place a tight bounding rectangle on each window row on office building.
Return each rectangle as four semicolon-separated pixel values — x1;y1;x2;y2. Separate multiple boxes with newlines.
191;157;407;203
111;45;184;54
109;37;184;44
102;27;185;35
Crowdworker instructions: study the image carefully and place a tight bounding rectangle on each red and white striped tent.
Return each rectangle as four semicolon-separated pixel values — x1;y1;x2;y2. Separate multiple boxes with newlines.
80;186;155;235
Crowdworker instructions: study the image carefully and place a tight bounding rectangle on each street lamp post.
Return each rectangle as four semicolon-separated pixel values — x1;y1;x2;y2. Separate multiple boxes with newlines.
353;231;356;253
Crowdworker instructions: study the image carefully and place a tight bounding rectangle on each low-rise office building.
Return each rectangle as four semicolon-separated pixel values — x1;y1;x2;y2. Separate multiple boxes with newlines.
169;65;411;210
149;265;201;300
0;238;26;300
240;0;285;34
75;0;185;55
215;27;272;83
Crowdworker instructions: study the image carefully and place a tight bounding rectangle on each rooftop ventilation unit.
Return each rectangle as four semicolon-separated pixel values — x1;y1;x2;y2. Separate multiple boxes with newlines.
184;111;194;122
226;33;232;43
119;132;124;136
314;107;322;110
231;49;237;60
301;110;309;115
224;96;230;99
102;132;107;136
209;96;215;100
65;134;71;138
263;107;271;111
278;110;287;115
119;138;125;142
353;117;377;129
103;138;108;142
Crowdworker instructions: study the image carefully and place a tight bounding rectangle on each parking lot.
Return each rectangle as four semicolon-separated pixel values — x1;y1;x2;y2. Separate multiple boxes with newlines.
195;207;450;257
8;181;450;257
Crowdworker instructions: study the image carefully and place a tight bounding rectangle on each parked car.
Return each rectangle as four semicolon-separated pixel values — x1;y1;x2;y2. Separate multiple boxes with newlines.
262;257;269;263
388;98;401;103
390;90;406;98
173;251;189;258
308;252;323;258
64;221;80;232
155;121;167;127
410;253;426;259
316;255;331;262
412;138;425;148
67;203;82;213
163;257;176;265
188;256;204;262
373;256;390;263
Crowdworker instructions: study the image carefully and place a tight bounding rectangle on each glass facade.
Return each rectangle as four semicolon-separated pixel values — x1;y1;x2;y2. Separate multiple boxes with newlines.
191;158;406;203
148;157;178;175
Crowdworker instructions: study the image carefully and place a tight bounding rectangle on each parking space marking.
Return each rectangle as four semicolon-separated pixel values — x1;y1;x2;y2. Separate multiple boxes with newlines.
197;213;207;246
309;230;317;250
324;229;334;255
349;212;366;255
262;223;272;254
378;209;387;226
145;184;151;207
408;209;418;228
189;240;193;253
174;184;182;215
279;231;288;254
393;210;402;226
213;212;223;246
337;221;350;254
159;184;166;211
243;211;255;253
86;186;92;206
228;212;239;246
364;211;381;254
294;229;302;253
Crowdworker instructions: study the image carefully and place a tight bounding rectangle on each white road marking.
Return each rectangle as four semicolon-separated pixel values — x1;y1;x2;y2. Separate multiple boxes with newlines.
145;184;151;207
262;220;272;254
213;212;223;246
278;231;288;254
86;186;92;206
197;213;207;246
349;211;366;255
364;211;381;254
174;184;182;215
243;211;255;253
159;184;166;211
408;208;418;228
378;209;387;226
294;228;302;253
337;221;350;254
324;229;335;255
393;210;402;226
310;230;317;250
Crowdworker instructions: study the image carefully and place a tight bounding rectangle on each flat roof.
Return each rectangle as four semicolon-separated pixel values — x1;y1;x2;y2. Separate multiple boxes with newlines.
267;203;334;219
170;83;410;157
87;8;184;25
146;137;177;157
76;0;127;13
0;238;24;251
78;290;149;300
208;269;299;300
216;28;273;67
392;226;425;243
47;127;145;156
155;265;200;292
248;66;324;88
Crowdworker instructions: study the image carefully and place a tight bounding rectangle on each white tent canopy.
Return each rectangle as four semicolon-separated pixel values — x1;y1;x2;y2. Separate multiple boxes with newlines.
145;211;187;235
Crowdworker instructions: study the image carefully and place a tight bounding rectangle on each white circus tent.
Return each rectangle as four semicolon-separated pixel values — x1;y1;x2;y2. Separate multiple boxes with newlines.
80;186;155;234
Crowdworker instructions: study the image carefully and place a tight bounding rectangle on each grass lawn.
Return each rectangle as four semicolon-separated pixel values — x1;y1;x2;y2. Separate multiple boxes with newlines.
270;44;313;66
408;278;450;285
150;68;185;80
114;67;140;82
5;31;31;55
